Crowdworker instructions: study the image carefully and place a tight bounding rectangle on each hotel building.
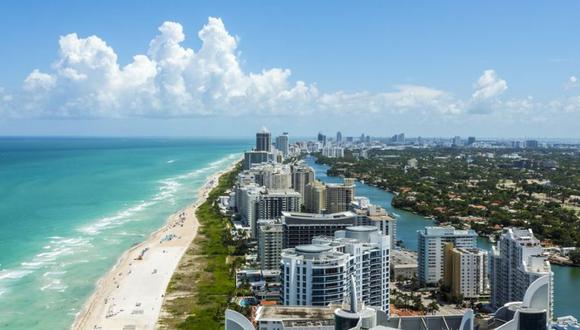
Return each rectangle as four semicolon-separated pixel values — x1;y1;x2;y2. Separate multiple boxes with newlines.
417;226;477;286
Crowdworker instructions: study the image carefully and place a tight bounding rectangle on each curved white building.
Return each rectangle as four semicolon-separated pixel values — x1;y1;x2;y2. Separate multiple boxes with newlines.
280;226;390;312
281;244;351;307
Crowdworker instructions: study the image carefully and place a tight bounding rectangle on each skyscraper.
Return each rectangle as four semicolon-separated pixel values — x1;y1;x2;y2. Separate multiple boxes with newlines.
490;228;552;314
291;163;314;201
325;178;355;214
317;132;327;145
276;132;289;157
303;180;326;213
256;127;272;152
280;226;390;312
336;131;342;143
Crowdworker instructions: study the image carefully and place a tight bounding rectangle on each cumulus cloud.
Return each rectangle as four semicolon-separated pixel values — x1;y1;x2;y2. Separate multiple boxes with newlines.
23;70;57;91
465;70;510;114
0;17;560;122
2;17;330;118
472;69;508;100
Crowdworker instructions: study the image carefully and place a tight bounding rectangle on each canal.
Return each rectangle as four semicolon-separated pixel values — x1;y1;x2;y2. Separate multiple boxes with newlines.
306;156;579;318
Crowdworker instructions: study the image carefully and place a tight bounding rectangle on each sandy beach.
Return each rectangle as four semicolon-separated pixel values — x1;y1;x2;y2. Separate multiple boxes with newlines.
72;161;238;330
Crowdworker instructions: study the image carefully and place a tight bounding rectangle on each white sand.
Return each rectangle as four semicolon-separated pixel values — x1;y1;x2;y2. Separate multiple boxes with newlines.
72;162;238;330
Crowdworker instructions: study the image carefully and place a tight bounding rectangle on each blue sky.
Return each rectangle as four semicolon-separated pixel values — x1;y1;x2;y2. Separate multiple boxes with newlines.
1;1;580;138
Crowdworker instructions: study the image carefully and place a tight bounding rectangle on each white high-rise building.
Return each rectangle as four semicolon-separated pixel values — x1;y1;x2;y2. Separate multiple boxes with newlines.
280;226;390;313
321;145;345;158
490;228;552;316
417;226;477;286
236;184;265;238
351;197;397;248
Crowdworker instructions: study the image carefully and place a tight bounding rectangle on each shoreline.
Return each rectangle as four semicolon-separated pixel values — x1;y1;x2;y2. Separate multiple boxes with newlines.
72;159;240;330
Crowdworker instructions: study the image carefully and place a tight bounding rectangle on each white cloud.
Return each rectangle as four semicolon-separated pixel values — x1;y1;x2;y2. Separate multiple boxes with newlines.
472;69;507;100
23;69;56;91
565;75;578;90
0;17;576;126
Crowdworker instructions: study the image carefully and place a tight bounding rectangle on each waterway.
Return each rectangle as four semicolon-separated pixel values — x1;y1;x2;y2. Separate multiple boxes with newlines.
306;156;579;318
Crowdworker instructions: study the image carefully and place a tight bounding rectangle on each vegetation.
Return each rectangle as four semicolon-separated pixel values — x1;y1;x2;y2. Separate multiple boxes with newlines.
569;249;580;265
158;163;250;329
391;288;426;312
317;147;580;247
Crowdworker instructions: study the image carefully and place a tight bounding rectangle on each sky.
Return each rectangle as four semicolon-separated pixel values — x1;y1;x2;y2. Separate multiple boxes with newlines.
1;1;580;138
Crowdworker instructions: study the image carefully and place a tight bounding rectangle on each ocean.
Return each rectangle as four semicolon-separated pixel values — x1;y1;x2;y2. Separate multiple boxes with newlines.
0;137;250;329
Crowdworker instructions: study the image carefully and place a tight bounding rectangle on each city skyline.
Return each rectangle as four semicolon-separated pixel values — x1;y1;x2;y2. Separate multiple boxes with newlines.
1;1;580;138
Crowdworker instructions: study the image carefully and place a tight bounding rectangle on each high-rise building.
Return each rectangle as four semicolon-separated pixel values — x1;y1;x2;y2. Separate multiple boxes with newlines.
276;132;289;157
256;127;272;152
417;226;477;286
243;150;271;170
525;140;539;149
304;180;326;213
291;164;315;201
237;184;265;238
490;228;552;315
467;136;476;145
317;132;327;145
336;131;343;143
351;197;397;249
238;183;300;238
281;211;356;248
443;243;488;300
321;145;345;158
261;164;292;190
258;220;284;270
325;179;355;214
280;226;390;312
256;189;301;222
391;133;405;144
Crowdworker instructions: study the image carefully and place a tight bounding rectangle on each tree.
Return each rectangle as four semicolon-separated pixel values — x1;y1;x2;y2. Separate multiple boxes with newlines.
569;249;580;265
427;301;439;314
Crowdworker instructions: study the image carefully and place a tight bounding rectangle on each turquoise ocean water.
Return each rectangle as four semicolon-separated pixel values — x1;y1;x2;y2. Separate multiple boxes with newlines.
0;137;250;329
306;156;580;319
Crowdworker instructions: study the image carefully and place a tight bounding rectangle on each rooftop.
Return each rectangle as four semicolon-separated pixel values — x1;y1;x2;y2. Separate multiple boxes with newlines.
295;244;333;254
282;211;355;219
255;305;336;321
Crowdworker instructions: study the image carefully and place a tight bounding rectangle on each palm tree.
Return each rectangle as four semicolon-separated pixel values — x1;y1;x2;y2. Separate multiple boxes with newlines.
427;301;439;314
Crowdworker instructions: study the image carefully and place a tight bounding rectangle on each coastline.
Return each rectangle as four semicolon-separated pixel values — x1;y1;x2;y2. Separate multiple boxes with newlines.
72;159;240;330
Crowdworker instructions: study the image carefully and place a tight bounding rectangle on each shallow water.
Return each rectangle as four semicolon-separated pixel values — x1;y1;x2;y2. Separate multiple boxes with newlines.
0;137;249;329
